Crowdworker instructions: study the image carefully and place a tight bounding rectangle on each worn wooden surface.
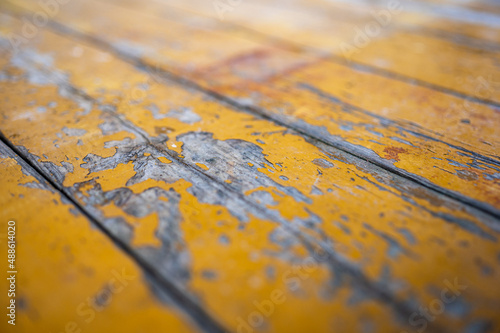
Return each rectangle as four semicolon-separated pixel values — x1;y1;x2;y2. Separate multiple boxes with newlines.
0;142;197;332
0;0;499;332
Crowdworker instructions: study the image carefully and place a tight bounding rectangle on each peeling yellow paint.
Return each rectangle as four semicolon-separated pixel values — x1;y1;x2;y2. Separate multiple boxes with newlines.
0;154;195;333
0;1;499;332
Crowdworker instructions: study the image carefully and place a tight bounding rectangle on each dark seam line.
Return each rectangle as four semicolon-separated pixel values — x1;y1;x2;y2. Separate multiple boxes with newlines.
338;57;500;109
238;20;500;109
0;132;230;333
298;82;500;168
231;21;500;109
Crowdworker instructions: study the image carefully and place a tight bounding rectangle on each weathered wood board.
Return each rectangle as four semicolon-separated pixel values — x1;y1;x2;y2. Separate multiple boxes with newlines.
5;0;498;216
0;141;197;332
0;0;499;332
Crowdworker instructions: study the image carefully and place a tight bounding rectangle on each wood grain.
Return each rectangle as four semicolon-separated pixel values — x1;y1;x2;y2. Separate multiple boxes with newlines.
0;6;499;332
0;141;197;333
5;0;498;216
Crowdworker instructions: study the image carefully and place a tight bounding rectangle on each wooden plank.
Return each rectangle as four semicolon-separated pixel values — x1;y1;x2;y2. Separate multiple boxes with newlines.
7;0;498;216
120;0;500;88
96;0;500;126
100;0;500;113
0;142;197;332
157;0;500;52
1;10;500;332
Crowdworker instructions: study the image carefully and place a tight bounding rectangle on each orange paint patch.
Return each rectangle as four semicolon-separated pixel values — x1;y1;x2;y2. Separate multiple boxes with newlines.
196;163;209;170
383;146;407;162
157;156;172;164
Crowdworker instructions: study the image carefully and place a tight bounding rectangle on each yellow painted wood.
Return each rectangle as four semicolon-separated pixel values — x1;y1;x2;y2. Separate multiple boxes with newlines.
0;143;196;333
0;7;499;333
159;0;500;50
8;0;497;214
0;15;412;333
126;0;500;104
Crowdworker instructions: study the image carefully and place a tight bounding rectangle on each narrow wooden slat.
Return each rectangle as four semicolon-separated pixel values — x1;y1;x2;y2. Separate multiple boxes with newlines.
208;0;499;45
0;141;197;333
1;10;499;332
128;0;500;101
157;0;500;51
